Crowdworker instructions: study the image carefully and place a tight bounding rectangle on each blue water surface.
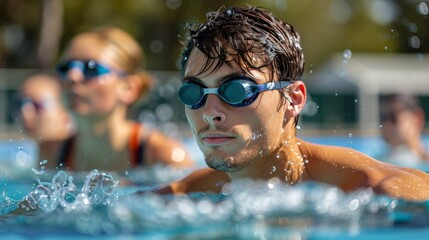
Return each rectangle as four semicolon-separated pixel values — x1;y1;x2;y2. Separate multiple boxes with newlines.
1;137;429;239
0;170;428;240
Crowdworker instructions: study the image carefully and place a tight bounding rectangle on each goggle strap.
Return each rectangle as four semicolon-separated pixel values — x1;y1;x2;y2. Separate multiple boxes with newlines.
258;80;293;91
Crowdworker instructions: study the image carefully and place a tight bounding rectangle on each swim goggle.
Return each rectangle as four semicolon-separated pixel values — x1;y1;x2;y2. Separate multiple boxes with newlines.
178;78;294;109
56;60;123;80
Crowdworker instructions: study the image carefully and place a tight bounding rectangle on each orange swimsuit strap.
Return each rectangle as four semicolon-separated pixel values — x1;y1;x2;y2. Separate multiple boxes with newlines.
129;123;144;166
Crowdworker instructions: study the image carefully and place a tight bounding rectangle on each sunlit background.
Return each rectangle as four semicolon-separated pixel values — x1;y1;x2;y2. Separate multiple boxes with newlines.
0;2;428;236
0;0;428;139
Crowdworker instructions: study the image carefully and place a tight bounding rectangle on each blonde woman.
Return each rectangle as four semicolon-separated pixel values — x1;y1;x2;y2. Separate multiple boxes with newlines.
56;27;194;172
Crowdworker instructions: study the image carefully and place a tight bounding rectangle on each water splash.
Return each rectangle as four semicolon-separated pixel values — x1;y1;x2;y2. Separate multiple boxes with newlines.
1;172;426;238
78;170;119;207
0;190;20;215
5;170;119;215
112;179;399;238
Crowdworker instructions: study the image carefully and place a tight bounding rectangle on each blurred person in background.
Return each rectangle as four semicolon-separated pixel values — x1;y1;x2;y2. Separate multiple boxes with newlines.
378;94;429;168
18;72;75;167
55;27;194;172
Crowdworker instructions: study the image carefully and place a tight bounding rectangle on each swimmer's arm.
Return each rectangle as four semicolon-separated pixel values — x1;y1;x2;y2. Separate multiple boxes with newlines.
144;130;195;167
361;165;429;201
145;168;229;195
299;139;429;201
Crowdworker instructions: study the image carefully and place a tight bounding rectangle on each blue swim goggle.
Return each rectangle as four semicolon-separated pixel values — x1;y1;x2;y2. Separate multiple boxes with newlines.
178;78;294;109
56;60;121;80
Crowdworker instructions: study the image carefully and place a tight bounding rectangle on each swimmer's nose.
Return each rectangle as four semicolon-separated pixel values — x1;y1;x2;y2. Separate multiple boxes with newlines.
64;68;86;83
202;94;226;124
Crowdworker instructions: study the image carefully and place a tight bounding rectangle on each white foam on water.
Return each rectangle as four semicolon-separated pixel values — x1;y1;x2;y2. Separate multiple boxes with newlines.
0;169;427;239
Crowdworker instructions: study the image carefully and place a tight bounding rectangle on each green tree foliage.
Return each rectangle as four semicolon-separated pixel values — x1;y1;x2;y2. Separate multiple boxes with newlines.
0;0;427;70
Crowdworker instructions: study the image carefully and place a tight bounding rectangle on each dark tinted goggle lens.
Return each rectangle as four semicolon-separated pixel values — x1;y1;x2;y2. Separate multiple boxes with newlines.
56;60;111;79
218;81;250;103
178;79;292;109
178;83;206;108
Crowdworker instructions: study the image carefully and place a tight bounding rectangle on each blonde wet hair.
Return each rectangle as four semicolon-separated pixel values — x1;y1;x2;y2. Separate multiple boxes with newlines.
84;27;153;99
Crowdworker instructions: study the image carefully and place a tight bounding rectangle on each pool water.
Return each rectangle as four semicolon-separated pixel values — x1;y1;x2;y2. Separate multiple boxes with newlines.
1;137;429;239
0;169;429;239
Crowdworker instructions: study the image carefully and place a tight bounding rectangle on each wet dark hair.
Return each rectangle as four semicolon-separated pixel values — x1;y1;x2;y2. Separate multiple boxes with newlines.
179;6;305;82
381;94;422;111
380;94;423;121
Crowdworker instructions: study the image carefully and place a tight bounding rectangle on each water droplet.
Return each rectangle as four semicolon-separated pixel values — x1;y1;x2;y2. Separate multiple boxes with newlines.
354;99;359;103
252;132;258;140
150;40;164;53
31;167;43;175
408;36;421;49
418;2;428;15
342;49;352;62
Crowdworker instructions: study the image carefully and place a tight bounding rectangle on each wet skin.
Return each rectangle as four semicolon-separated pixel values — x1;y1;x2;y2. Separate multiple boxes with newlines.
183;48;303;180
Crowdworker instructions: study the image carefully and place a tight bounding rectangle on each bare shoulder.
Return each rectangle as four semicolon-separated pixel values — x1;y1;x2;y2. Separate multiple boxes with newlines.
151;168;230;195
139;124;194;167
298;139;378;167
140;125;175;146
298;138;429;200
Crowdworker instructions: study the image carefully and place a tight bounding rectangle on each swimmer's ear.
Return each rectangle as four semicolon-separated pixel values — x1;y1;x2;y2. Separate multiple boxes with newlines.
118;74;142;105
285;80;306;118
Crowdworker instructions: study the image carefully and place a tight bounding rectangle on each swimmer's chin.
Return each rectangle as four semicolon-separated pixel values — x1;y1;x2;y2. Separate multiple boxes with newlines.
205;156;243;172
